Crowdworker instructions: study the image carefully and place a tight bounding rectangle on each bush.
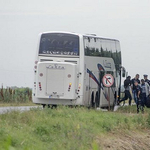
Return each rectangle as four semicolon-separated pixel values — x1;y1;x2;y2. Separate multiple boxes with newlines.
0;86;32;103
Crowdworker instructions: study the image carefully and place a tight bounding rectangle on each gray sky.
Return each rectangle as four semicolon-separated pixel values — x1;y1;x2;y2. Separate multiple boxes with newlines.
0;0;150;87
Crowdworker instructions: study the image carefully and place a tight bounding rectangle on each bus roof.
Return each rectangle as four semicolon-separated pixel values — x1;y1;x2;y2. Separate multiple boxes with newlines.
40;31;120;42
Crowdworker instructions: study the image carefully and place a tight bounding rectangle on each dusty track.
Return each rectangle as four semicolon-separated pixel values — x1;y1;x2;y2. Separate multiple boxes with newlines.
97;130;150;150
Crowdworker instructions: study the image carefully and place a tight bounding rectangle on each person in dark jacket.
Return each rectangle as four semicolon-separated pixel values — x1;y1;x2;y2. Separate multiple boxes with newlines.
134;80;144;113
131;74;140;104
143;74;150;86
119;76;132;105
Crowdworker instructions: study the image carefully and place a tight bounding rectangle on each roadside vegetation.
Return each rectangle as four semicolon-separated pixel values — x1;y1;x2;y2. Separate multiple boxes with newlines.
0;86;33;106
0;106;150;150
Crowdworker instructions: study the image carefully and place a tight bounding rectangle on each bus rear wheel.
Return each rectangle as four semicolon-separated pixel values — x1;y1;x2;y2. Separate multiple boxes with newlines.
42;104;46;108
90;92;95;108
95;92;99;108
48;104;57;109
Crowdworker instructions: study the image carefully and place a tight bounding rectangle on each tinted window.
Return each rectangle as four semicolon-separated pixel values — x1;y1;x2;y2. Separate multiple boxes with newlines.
39;33;79;56
84;36;121;71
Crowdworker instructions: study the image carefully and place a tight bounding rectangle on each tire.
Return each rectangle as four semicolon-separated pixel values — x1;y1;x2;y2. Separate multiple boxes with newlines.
95;92;99;108
90;92;95;108
51;105;57;109
42;104;46;108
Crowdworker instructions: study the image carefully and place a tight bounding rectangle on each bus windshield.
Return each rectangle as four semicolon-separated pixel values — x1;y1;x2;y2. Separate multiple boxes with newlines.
39;33;79;56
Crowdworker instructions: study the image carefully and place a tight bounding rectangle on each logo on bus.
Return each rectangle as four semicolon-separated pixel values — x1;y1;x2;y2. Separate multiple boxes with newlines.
46;64;65;70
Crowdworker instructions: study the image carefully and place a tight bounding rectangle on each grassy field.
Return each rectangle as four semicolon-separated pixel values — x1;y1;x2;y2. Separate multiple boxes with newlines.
0;106;150;150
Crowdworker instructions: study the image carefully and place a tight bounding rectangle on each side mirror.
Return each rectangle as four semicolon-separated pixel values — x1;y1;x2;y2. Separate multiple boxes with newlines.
122;67;126;77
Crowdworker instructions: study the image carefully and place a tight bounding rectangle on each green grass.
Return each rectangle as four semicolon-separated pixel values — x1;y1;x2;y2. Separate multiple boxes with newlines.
0;106;150;150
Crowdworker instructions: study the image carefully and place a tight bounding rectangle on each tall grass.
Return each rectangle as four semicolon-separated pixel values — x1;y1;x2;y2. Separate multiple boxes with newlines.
0;85;32;103
0;106;150;150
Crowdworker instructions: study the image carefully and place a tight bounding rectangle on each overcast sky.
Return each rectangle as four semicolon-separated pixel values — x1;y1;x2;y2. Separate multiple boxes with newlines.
0;0;150;87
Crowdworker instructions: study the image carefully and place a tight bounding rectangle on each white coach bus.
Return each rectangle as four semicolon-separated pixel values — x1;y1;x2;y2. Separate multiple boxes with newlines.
33;31;125;108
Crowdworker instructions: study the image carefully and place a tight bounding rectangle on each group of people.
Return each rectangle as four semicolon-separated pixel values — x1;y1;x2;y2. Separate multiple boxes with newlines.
118;74;150;113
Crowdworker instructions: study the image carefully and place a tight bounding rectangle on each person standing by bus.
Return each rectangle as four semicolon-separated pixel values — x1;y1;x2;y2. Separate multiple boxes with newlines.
119;76;132;105
143;74;150;86
140;79;150;106
131;74;140;104
134;81;143;113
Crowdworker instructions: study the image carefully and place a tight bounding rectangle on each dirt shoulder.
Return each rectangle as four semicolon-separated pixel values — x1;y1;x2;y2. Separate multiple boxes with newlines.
98;130;150;150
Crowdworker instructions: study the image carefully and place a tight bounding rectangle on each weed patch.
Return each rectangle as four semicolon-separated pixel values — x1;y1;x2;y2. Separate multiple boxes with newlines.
0;86;32;103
